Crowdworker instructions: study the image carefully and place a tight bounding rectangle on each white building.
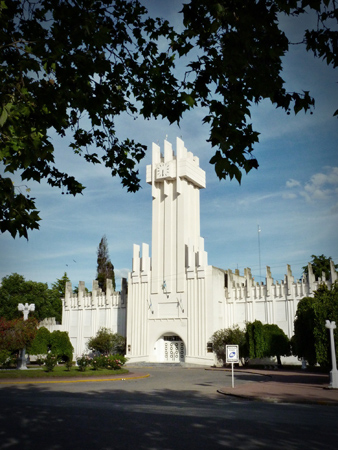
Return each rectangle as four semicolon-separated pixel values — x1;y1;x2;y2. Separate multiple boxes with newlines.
49;138;337;364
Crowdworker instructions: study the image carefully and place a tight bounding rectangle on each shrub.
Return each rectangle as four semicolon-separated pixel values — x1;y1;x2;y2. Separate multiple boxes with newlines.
91;354;106;370
27;327;51;356
87;328;126;355
104;354;127;370
43;353;59;372
0;349;11;368
76;354;91;371
90;353;127;370
245;320;290;365
0;317;38;353
65;359;73;371
49;330;73;362
211;326;247;365
28;328;73;363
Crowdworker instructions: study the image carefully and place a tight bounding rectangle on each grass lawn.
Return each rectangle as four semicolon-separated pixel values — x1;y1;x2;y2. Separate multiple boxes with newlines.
0;365;129;379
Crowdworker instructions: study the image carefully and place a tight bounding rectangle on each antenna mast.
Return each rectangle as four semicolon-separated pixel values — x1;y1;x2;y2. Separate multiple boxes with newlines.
258;225;262;281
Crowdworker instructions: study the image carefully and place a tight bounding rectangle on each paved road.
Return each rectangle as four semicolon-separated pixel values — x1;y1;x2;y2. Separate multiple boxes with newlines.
1;366;337;449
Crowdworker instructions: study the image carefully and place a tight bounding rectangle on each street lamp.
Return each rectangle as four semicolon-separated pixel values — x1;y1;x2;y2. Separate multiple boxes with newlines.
17;303;35;370
325;320;338;389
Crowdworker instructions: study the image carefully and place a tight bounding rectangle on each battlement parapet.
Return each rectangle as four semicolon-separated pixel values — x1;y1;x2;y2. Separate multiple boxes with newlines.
63;278;127;310
225;262;337;303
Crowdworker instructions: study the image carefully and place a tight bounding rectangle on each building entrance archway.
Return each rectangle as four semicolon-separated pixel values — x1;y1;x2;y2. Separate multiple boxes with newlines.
156;334;185;363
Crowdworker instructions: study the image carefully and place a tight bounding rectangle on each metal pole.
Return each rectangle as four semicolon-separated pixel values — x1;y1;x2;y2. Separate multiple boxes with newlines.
258;225;261;282
231;363;234;388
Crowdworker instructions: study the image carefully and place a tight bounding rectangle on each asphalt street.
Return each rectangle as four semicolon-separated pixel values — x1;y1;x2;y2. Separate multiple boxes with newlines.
1;366;337;449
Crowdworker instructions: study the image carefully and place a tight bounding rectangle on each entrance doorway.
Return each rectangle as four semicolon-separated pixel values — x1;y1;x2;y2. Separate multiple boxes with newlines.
157;335;185;362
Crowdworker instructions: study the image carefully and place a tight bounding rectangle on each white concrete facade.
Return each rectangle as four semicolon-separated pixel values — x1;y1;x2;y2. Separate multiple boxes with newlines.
43;279;127;357
126;138;337;365
47;138;337;364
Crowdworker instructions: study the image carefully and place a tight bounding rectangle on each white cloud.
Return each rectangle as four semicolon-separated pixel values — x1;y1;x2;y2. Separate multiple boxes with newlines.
330;203;338;215
286;179;301;189
282;192;297;199
283;167;338;203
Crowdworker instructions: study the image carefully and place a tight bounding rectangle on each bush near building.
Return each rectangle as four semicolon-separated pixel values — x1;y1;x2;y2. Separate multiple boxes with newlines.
210;326;247;366
245;320;291;366
27;327;73;363
211;321;291;366
86;327;126;356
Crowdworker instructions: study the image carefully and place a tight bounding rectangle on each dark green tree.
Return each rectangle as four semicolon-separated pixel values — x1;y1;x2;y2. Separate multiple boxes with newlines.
28;327;73;362
292;297;317;365
0;273;62;322
27;326;51;356
51;272;71;299
210;326;247;365
1;1;337;239
245;320;269;359
302;254;338;280
263;324;291;365
245;320;290;364
292;283;338;368
49;330;73;362
171;0;337;182
0;0;186;238
87;327;126;355
96;235;115;292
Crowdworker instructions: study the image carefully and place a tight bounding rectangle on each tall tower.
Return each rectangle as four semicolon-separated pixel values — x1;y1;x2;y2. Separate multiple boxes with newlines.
147;137;206;295
127;137;210;364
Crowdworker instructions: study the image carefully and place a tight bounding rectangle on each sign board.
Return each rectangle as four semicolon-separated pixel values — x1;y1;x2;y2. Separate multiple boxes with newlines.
226;345;239;364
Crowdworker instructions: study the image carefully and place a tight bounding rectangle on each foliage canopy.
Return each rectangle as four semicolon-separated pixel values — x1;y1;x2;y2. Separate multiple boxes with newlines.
302;254;338;280
210;326;247;365
96;235;115;292
1;0;337;238
0;316;38;353
245;320;291;364
0;273;62;322
28;326;73;361
293;283;338;367
87;327;126;355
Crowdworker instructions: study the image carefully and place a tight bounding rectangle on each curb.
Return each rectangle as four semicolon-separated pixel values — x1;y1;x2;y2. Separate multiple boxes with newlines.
217;388;337;406
0;373;150;385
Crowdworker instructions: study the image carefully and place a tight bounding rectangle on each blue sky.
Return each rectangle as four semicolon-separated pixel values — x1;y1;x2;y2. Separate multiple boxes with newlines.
1;2;337;291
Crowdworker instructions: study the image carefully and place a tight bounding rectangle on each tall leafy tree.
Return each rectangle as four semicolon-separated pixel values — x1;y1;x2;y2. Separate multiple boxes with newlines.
263;324;291;365
0;273;62;322
1;1;337;238
0;0;186;238
96;235;115;292
51;272;71;299
293;283;338;368
245;320;269;359
302;254;338;280
292;297;317;365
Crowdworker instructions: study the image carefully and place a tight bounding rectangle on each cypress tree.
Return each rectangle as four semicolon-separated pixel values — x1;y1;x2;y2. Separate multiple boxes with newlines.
96;235;115;292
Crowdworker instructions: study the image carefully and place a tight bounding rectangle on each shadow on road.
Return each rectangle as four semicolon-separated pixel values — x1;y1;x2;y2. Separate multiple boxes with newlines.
1;381;337;450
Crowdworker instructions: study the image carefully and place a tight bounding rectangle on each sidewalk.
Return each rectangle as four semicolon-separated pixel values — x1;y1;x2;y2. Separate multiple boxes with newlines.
217;368;338;405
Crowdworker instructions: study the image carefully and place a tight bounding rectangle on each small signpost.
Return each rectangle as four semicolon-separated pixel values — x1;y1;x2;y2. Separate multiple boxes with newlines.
226;345;239;388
